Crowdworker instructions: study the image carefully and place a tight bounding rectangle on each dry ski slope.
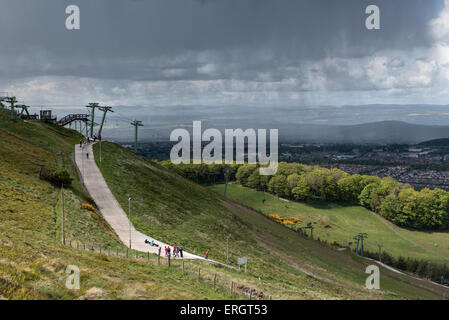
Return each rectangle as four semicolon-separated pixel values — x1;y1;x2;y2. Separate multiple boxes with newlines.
74;142;208;261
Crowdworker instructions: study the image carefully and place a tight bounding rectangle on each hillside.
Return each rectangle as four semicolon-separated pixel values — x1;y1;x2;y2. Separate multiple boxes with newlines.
418;138;449;147
208;184;449;266
0;110;244;299
92;141;449;299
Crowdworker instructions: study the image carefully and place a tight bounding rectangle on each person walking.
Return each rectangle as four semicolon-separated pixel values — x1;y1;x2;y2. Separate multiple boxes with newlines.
179;245;183;258
205;249;210;260
164;246;168;257
173;243;178;258
86;152;89;159
167;246;171;258
79;139;83;148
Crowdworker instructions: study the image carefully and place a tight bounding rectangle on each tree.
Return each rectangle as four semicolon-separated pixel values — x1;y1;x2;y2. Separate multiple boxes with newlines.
268;175;290;198
292;175;312;201
287;173;300;193
235;164;257;186
246;168;270;190
338;174;378;204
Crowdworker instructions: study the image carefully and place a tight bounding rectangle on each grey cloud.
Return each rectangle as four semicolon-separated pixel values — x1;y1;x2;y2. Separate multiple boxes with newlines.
0;0;443;82
1;0;449;118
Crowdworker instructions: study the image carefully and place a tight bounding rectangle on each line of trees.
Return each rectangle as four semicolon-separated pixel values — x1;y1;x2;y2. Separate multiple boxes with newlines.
362;249;449;285
158;161;449;230
238;162;449;230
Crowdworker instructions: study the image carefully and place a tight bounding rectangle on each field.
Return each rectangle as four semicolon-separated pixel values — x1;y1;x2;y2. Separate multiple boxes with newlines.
208;183;449;266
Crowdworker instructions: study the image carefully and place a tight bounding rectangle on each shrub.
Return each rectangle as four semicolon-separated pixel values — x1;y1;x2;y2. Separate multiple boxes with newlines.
41;168;72;187
81;203;96;212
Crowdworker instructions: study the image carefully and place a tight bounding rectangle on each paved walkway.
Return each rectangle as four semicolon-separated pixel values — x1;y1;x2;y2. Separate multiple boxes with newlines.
74;142;207;261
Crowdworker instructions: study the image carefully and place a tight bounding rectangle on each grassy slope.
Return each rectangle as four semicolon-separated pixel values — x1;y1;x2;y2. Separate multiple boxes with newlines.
93;141;449;299
208;184;449;266
0;110;235;299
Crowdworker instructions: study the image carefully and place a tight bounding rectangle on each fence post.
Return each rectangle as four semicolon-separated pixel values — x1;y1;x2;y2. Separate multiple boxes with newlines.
197;267;200;281
69;240;72;247
158;254;160;265
136;250;138;259
83;243;85;250
126;248;128;258
116;248;119;256
77;242;79;249
214;274;217;290
147;252;150;262
230;281;233;296
249;290;252;300
182;261;185;275
168;254;171;267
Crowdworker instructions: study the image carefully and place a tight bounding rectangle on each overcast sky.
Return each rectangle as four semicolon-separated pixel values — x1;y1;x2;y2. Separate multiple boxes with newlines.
1;0;449;131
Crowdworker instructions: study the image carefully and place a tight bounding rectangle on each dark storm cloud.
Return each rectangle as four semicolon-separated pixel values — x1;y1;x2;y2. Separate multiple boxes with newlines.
0;0;443;81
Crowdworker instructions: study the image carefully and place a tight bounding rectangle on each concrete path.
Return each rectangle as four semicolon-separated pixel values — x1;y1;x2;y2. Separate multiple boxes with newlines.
74;142;208;261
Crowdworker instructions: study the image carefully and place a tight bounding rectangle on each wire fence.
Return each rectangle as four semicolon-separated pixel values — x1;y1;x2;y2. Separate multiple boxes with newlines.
63;239;272;300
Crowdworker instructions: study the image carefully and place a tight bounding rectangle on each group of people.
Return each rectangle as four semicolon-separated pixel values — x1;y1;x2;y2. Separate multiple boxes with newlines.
145;239;184;259
164;243;183;258
80;134;102;147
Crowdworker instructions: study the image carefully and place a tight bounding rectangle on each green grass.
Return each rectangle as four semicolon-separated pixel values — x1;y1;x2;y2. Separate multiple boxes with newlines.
207;183;449;266
93;141;449;299
0;110;243;299
1;107;448;299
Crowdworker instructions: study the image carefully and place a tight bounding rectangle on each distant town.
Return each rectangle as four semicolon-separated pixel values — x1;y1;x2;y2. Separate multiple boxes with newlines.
121;138;449;191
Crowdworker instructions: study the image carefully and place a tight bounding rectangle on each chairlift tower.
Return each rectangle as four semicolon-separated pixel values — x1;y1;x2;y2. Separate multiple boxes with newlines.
377;244;383;262
0;96;7;109
98;106;113;137
86;103;99;138
3;96;18;120
357;233;368;257
131;120;144;153
15;104;31;119
353;235;361;254
301;222;314;240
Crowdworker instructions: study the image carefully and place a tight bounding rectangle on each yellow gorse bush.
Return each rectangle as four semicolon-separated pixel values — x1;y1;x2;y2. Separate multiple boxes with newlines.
81;203;96;212
268;213;302;226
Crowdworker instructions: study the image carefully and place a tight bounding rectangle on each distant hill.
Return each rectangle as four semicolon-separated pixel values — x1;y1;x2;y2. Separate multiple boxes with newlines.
418;138;449;147
108;120;449;145
279;121;449;144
